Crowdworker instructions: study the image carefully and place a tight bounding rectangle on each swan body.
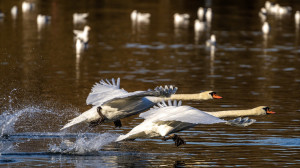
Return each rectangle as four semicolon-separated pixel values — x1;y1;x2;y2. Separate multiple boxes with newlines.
174;13;190;28
73;13;89;24
116;100;257;146
73;25;91;42
37;14;51;25
22;1;34;12
206;34;216;47
131;10;150;23
295;11;300;26
262;22;270;34
197;7;205;20
205;8;212;22
11;6;18;19
206;106;275;118
60;78;177;130
194;19;205;32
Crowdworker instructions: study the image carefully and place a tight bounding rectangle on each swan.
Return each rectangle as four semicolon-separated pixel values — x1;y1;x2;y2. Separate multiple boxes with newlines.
11;6;18;19
73;13;89;24
22;1;34;12
37;14;51;25
194;19;205;32
60;78;222;130
206;34;216;47
205;106;275;118
197;7;205;20
262;21;270;34
295;11;300;26
131;10;150;24
60;78;177;130
73;25;91;42
205;8;212;23
174;13;190;28
116;100;260;147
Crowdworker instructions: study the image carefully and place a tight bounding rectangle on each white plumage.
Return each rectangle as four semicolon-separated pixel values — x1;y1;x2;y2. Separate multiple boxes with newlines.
116;100;256;146
73;13;89;24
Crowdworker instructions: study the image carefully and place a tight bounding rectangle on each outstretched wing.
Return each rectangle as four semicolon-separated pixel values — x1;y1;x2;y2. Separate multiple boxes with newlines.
140;100;226;125
86;78;128;106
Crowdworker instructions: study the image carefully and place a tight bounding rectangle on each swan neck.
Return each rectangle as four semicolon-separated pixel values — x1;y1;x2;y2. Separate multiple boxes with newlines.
206;109;259;118
168;93;207;100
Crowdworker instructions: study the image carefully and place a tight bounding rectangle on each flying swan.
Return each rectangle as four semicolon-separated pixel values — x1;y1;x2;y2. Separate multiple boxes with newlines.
61;78;222;130
116;100;275;147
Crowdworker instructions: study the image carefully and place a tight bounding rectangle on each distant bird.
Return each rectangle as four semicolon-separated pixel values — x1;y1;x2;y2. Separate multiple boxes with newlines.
22;1;34;12
131;10;150;24
60;78;222;130
194;19;205;32
73;13;89;24
295;11;300;26
11;6;18;19
75;38;87;55
262;21;270;34
206;34;216;47
205;8;212;23
197;7;205;20
37;14;51;25
116;100;266;147
174;13;190;28
259;7;267;22
73;25;91;42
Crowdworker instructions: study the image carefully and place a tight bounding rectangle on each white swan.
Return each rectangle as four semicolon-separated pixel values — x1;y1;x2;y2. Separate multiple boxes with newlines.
22;1;34;13
73;25;91;42
60;78;222;130
262;21;270;34
131;10;150;24
73;13;89;24
206;34;216;47
37;14;51;25
174;13;190;28
116;100;260;146
295;11;300;26
194;19;205;32
11;6;18;19
60;78;177;130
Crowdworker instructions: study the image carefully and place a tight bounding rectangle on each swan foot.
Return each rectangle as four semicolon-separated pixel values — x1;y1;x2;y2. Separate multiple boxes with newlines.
113;120;122;128
89;106;105;127
162;134;185;147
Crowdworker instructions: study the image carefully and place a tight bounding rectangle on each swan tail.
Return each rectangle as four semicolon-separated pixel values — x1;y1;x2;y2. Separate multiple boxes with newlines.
226;117;256;127
153;85;178;97
60;112;90;130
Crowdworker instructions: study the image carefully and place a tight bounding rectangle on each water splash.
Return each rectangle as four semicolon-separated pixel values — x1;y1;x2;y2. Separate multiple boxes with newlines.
48;133;119;154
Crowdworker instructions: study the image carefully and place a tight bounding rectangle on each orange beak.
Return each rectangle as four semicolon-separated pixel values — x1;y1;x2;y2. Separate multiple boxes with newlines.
267;110;276;114
213;94;223;99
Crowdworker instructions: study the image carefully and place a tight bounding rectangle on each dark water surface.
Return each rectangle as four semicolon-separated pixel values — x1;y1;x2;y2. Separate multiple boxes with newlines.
1;0;300;167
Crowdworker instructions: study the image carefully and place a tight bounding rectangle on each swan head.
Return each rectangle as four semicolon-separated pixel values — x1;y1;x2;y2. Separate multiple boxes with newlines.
84;26;91;31
254;106;276;115
199;91;222;100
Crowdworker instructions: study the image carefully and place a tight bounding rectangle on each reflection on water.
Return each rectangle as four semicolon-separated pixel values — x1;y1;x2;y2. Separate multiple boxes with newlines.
1;0;300;167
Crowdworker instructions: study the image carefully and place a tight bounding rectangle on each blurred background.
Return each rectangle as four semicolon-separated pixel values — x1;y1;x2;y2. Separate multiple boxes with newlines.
0;0;300;167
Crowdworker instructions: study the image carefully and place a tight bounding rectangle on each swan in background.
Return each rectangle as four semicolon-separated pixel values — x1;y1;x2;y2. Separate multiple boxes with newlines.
174;13;190;28
205;106;275;118
37;14;51;31
206;34;216;47
194;19;205;32
11;6;18;20
205;8;212;23
73;13;89;24
262;21;270;35
116;100;258;147
73;25;91;42
295;11;300;27
259;7;267;22
197;7;205;20
22;1;34;12
61;78;178;130
131;10;150;24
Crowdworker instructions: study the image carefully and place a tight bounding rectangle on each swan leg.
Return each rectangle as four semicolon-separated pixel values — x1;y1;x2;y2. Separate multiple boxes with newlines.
113;120;122;128
162;134;185;147
89;106;105;127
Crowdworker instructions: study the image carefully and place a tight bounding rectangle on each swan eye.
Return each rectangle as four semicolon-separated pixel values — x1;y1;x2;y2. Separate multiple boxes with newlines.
209;92;216;97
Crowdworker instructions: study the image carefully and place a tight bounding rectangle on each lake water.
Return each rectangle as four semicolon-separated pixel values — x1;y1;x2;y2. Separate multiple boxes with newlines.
0;0;300;167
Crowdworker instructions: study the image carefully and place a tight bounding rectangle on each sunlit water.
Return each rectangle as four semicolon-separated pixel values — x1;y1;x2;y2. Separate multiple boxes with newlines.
1;0;300;167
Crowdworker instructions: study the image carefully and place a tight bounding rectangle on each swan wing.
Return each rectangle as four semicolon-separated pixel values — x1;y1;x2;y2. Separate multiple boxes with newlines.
86;78;128;106
102;90;164;114
140;100;225;124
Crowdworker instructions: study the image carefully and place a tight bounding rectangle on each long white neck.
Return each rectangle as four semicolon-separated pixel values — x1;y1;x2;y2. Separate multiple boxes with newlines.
206;109;262;118
145;93;211;103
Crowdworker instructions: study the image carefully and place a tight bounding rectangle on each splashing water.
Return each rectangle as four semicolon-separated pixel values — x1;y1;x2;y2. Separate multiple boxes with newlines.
48;132;119;154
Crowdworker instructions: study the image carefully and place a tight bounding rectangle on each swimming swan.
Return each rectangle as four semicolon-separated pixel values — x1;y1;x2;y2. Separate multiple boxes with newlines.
60;78;222;130
73;25;91;42
116;100;263;147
